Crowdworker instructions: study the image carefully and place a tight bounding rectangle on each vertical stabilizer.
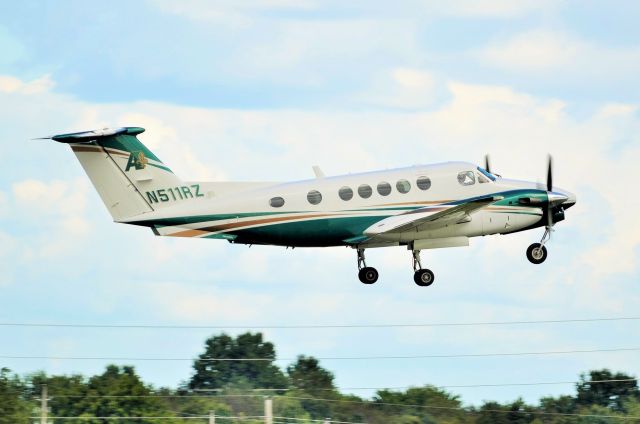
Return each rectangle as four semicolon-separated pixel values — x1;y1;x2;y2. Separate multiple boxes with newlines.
50;127;198;221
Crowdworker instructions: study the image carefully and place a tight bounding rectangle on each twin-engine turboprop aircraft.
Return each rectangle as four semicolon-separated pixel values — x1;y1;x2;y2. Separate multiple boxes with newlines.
44;127;576;286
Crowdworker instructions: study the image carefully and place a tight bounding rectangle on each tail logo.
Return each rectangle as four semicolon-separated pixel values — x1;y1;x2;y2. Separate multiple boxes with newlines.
125;151;149;171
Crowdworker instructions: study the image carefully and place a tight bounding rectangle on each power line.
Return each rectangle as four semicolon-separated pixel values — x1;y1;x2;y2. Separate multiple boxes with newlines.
195;378;640;392
28;417;204;421
2;346;639;362
42;379;638;399
1;316;638;330
34;395;640;421
275;395;640;421
33;414;365;424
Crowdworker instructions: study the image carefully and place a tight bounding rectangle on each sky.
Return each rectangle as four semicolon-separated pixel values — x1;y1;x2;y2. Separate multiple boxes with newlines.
0;0;639;408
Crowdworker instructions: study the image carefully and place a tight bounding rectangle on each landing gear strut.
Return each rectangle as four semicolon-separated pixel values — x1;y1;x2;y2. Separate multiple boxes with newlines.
357;248;378;284
527;227;550;264
412;250;435;287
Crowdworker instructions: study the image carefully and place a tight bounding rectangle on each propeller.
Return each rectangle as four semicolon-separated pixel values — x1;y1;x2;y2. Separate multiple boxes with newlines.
484;154;491;174
546;154;553;192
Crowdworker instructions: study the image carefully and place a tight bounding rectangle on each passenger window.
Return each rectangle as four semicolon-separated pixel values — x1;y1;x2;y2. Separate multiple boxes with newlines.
339;186;353;201
269;196;285;207
358;184;372;199
416;176;431;191
396;179;411;194
307;190;322;205
377;182;392;196
457;171;475;186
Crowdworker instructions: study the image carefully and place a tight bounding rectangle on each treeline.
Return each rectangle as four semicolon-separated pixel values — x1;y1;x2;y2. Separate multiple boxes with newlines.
1;332;639;423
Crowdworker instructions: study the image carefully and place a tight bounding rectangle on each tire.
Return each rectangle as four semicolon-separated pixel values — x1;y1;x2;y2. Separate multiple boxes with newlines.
358;267;379;284
526;243;548;264
414;269;435;287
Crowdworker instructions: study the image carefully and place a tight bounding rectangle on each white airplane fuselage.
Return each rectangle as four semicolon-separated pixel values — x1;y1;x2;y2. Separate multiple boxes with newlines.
48;127;576;285
125;162;574;248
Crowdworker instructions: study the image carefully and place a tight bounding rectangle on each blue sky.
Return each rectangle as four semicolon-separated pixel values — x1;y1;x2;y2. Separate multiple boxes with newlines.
1;0;639;407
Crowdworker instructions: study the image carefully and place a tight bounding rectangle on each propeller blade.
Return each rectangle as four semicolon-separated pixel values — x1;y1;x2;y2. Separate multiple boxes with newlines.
546;155;555;230
484;154;491;174
546;154;553;192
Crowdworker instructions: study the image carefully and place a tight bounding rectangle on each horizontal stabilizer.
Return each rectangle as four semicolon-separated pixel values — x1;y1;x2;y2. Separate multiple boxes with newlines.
42;127;145;143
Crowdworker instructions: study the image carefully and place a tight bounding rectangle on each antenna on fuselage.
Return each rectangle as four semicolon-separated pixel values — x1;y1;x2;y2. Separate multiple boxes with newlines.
483;154;501;177
312;165;325;179
484;154;491;174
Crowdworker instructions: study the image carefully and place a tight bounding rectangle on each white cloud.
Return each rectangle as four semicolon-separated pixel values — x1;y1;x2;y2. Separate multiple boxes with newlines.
11;178;91;258
596;103;638;119
0;190;7;217
3;71;640;403
355;68;441;109
151;0;556;22
0;74;54;94
478;29;640;76
151;0;317;27
430;0;558;18
4;73;639;284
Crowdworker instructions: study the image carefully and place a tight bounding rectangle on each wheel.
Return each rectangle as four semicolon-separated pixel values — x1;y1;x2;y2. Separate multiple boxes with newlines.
413;269;435;287
526;243;548;264
358;267;379;284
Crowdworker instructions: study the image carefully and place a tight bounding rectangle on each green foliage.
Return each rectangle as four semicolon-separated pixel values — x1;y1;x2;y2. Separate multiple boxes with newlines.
375;385;467;423
0;368;30;424
575;369;638;412
189;332;288;390
287;355;336;395
3;334;640;423
286;355;338;418
475;399;536;424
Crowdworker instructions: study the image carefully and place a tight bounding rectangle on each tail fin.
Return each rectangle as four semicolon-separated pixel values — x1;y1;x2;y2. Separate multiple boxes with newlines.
50;127;199;221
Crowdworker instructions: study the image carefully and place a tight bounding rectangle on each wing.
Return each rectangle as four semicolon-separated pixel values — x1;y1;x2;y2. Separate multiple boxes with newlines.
364;195;503;236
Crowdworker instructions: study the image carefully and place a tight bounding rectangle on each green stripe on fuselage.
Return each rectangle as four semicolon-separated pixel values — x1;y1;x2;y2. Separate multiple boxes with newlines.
231;215;387;247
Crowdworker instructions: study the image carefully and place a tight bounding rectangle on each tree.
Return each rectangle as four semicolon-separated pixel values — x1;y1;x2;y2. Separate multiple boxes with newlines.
189;332;288;390
375;385;467;423
475;399;536;424
70;365;180;424
286;356;336;418
538;395;576;424
576;369;639;412
287;356;335;395
0;368;30;424
29;372;88;421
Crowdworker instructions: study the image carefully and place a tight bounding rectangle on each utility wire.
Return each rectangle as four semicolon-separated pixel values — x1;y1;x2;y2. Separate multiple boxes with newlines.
3;346;639;362
1;316;638;330
43;379;638;399
35;395;640;421
30;414;364;423
274;395;640;420
27;417;205;420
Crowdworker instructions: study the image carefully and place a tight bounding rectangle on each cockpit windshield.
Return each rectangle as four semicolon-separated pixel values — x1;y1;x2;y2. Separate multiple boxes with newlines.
477;166;496;181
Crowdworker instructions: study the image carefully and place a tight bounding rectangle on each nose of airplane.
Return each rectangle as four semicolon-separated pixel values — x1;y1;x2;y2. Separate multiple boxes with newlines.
554;188;576;209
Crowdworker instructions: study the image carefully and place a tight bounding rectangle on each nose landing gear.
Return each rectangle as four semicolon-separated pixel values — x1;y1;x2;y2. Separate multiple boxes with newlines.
412;250;435;287
527;227;551;264
357;248;379;284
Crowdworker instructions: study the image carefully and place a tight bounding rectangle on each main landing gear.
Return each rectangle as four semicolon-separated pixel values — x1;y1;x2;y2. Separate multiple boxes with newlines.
355;247;435;287
526;227;550;264
412;250;435;287
357;248;379;284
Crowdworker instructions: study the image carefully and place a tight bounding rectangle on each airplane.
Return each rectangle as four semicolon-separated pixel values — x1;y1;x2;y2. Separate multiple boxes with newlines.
43;126;576;286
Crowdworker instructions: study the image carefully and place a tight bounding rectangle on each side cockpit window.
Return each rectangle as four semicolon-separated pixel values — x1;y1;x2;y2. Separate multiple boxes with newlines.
457;171;475;186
